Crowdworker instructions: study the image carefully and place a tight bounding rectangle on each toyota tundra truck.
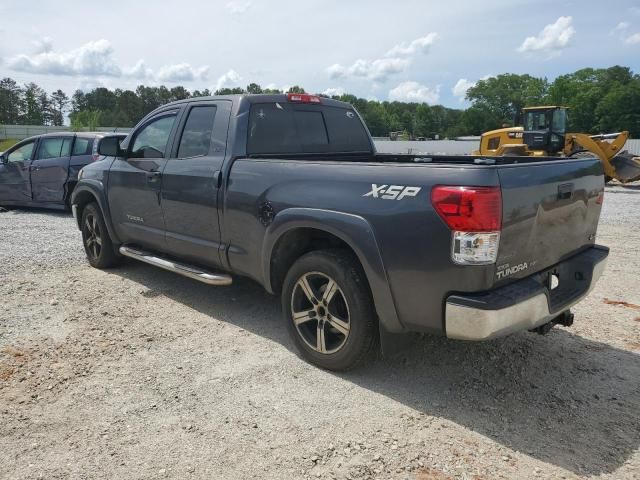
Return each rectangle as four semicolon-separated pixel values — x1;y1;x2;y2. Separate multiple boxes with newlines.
71;93;608;370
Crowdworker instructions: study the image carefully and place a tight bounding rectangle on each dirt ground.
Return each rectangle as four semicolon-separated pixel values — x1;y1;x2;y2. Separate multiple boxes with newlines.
1;184;639;480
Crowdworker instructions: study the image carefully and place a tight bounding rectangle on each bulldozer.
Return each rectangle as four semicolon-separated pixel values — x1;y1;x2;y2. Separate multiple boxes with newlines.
475;105;640;183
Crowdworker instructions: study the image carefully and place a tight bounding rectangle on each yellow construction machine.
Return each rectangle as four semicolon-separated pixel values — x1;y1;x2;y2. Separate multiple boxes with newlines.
475;106;640;183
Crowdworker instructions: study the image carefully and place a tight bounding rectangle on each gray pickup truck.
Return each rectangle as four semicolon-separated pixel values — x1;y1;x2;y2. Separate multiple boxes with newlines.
71;93;608;370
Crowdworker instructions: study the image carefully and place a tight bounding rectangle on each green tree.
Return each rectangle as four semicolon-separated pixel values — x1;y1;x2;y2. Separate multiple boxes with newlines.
466;74;548;125
246;83;263;94
0;78;23;124
21;83;46;125
50;89;69;126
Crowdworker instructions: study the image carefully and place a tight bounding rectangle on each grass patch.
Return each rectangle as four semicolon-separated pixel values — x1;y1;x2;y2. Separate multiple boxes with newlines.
0;138;18;151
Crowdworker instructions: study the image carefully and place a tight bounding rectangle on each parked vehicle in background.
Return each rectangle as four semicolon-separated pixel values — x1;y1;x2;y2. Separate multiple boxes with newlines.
0;132;126;210
72;94;608;371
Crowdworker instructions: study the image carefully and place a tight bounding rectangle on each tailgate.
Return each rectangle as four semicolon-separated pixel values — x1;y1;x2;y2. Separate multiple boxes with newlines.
495;158;604;284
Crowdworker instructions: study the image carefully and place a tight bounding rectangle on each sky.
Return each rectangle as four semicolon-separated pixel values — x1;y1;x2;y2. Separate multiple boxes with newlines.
1;0;639;107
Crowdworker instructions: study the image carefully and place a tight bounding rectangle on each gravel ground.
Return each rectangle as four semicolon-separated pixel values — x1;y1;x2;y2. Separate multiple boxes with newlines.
1;184;639;480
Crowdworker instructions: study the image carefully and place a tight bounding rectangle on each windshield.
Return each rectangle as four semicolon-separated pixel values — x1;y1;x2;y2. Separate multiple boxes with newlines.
524;111;549;131
524;108;567;133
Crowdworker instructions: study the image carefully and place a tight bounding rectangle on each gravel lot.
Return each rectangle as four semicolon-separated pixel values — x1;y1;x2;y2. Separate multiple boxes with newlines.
1;184;639;480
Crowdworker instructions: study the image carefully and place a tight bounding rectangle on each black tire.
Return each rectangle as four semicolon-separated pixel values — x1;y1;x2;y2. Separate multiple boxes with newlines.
282;249;377;371
81;202;119;269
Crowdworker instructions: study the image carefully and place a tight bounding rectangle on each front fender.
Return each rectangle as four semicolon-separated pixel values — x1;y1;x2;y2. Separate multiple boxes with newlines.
261;208;404;333
71;180;120;244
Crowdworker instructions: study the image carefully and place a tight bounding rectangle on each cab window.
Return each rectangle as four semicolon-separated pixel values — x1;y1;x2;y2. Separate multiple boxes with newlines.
551;109;567;134
7;141;35;163
130;114;177;159
177;106;217;158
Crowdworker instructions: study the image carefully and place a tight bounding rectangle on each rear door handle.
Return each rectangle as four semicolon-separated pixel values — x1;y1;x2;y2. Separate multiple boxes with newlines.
146;171;161;180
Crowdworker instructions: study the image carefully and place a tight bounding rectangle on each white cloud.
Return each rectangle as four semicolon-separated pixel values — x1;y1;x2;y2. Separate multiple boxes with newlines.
8;39;121;76
389;81;440;104
226;0;251;14
215;69;242;90
613;21;630;33
157;63;209;82
124;60;153;79
625;32;640;44
386;33;438;56
7;39;211;82
328;57;410;82
32;37;53;54
517;16;575;56
452;78;476;99
322;87;345;97
452;75;492;101
327;33;436;83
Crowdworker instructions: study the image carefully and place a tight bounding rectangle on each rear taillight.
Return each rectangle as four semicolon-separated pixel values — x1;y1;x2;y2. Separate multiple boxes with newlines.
596;191;604;205
287;93;321;103
431;186;502;265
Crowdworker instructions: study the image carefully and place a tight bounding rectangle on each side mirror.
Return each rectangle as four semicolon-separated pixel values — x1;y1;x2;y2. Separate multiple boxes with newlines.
98;136;123;157
0;154;7;164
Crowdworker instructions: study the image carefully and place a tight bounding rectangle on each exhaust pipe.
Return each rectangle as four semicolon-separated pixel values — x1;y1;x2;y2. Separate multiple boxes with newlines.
530;310;574;335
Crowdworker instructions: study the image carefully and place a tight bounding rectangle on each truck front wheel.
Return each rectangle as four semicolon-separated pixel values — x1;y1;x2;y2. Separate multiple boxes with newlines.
282;249;377;371
81;202;119;269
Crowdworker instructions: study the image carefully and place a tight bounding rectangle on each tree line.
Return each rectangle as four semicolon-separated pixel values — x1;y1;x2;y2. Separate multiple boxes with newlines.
1;65;638;137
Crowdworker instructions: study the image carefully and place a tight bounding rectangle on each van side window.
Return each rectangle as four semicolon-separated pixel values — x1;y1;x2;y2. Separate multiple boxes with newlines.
37;138;65;160
72;138;92;156
177;106;217;158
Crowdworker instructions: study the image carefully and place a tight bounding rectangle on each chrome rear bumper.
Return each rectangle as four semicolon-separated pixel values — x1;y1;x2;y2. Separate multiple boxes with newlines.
445;246;608;341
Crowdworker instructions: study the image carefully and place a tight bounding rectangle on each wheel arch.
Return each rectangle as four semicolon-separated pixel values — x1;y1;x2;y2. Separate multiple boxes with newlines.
262;208;404;333
71;181;120;244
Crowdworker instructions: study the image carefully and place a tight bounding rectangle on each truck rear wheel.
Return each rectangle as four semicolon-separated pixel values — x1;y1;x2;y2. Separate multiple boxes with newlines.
81;202;119;269
282;249;377;371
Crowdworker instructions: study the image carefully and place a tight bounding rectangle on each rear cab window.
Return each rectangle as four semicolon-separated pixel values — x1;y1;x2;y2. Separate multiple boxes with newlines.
247;102;371;155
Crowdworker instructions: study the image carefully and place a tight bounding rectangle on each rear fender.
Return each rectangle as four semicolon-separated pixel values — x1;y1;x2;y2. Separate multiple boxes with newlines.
262;207;404;333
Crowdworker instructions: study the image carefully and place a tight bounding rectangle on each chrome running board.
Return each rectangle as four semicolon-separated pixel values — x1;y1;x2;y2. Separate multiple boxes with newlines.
119;245;232;286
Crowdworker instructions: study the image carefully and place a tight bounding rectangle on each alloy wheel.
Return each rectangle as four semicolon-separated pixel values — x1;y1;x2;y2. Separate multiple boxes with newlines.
290;272;351;354
84;213;102;260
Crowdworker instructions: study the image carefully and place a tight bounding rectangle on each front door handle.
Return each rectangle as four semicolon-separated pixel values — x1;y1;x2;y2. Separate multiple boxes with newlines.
558;183;574;200
146;171;161;181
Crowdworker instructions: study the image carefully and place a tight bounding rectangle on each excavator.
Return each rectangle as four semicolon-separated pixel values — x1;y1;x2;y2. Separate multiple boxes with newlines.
475;106;640;183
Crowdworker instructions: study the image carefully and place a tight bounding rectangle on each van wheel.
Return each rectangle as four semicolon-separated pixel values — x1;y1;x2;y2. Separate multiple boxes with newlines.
282;249;377;371
81;202;119;269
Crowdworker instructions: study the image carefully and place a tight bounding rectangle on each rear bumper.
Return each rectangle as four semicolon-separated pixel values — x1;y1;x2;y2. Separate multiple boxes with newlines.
445;245;609;340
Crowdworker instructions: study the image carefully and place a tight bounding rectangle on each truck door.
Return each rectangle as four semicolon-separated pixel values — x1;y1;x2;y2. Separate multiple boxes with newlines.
31;136;73;204
160;100;231;268
0;139;37;203
107;110;180;253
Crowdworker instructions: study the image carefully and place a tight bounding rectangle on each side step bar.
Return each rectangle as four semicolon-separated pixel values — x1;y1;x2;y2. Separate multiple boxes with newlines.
119;246;232;286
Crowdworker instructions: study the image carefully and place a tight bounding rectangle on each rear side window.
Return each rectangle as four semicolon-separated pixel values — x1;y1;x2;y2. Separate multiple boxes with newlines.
177;106;217;158
247;103;371;155
37;137;66;160
72;138;93;156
